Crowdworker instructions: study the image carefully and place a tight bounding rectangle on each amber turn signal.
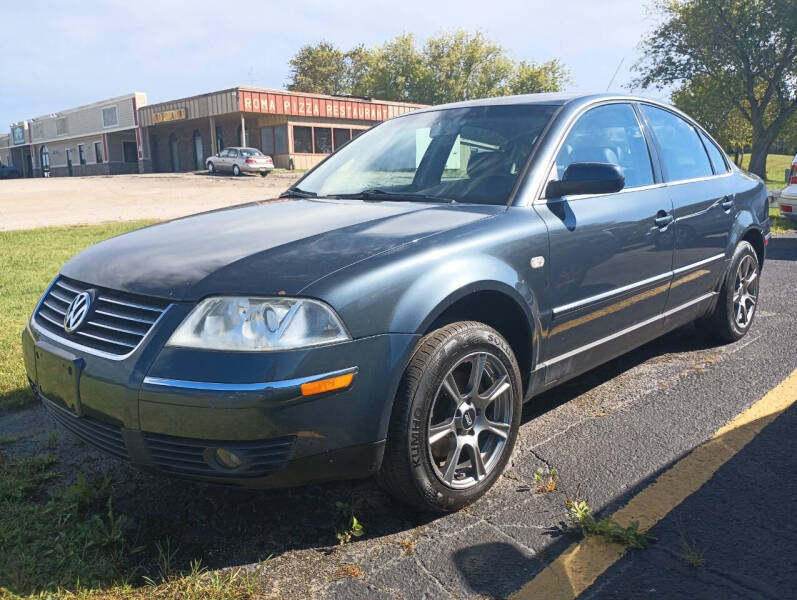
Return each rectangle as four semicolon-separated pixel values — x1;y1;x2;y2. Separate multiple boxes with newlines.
301;372;355;396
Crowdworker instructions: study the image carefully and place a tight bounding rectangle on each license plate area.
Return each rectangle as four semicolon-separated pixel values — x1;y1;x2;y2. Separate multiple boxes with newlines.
35;341;84;416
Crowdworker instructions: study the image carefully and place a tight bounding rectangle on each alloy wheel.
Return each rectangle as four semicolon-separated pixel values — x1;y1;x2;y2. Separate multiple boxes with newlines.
733;254;758;328
427;352;514;489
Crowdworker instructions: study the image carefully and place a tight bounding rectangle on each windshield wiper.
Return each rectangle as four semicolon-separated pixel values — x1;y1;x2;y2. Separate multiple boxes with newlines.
330;188;456;203
279;187;317;198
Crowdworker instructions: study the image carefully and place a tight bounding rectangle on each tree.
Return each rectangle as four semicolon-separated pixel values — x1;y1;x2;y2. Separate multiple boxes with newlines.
287;41;349;96
633;0;797;179
285;31;570;106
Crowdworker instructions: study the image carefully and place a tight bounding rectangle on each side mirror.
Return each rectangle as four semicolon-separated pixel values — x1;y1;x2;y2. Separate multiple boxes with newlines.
546;163;625;198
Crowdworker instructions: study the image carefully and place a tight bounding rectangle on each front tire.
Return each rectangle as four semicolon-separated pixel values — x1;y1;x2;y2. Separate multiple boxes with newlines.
697;241;760;343
207;162;215;174
377;322;522;512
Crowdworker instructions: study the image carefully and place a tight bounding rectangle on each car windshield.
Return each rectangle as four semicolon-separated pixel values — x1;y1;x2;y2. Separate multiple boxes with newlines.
239;149;263;157
292;104;557;205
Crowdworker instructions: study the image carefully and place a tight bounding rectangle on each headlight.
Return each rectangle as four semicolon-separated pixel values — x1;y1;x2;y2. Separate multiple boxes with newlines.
166;297;350;351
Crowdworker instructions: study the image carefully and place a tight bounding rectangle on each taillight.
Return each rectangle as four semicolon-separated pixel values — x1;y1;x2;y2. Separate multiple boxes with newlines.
246;158;255;164
790;165;797;184
782;204;793;213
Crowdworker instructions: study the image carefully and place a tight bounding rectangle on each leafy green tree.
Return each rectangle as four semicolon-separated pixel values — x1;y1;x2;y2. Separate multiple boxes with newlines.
287;41;349;96
633;0;797;179
285;31;569;106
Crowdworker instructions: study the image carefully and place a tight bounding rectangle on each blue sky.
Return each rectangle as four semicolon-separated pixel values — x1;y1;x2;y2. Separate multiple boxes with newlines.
0;0;666;126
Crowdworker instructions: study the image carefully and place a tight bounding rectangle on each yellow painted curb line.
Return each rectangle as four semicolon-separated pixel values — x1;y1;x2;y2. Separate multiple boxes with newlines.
510;368;797;600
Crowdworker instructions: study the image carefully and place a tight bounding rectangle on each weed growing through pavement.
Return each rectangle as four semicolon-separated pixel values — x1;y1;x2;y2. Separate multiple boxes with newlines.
532;466;558;493
335;500;365;545
677;521;706;567
565;498;656;549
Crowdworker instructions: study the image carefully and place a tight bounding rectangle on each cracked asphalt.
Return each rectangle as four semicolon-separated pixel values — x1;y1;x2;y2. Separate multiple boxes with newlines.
2;233;795;599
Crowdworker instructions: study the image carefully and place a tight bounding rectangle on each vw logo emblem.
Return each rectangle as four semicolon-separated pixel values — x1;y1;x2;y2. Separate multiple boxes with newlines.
64;291;91;333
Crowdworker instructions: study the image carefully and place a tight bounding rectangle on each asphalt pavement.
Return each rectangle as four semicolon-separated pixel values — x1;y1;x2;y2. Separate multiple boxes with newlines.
2;233;795;599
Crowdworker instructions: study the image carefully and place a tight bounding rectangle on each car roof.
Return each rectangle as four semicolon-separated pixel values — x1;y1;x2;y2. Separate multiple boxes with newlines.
407;92;673;114
225;146;259;151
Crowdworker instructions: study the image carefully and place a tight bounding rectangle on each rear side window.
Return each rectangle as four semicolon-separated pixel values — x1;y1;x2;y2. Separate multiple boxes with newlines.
641;105;713;182
699;131;729;174
555;103;654;189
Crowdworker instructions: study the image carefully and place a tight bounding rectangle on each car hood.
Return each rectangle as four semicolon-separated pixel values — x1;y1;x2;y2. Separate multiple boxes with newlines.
61;198;498;301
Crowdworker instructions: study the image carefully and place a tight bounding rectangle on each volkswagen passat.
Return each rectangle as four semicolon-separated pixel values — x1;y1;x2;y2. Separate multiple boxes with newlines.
23;93;769;512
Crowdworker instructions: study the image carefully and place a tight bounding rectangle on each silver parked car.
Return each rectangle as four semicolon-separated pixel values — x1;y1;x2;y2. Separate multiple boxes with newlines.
206;147;274;177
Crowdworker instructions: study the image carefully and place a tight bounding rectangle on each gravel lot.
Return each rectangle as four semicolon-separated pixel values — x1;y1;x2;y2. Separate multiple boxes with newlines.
0;172;301;231
3;235;796;598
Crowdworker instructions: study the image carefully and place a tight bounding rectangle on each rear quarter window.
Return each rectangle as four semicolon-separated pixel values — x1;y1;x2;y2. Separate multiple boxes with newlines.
698;131;729;174
641;104;714;182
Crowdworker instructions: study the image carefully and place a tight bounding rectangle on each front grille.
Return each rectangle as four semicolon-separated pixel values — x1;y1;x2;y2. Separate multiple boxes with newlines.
35;276;170;356
142;431;295;479
42;396;129;460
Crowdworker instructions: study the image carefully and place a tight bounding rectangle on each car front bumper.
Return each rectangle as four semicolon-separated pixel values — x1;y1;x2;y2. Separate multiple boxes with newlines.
22;313;418;487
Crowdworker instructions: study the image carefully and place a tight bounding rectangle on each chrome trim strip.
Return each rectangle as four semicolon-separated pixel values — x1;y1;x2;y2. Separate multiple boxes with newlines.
541;292;715;369
553;271;672;316
672;253;725;275
98;295;166;313
552;253;726;316
143;367;358;393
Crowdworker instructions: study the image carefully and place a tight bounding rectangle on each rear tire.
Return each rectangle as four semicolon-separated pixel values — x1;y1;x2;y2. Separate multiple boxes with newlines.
233;164;241;176
377;322;522;512
697;241;759;343
260;170;270;177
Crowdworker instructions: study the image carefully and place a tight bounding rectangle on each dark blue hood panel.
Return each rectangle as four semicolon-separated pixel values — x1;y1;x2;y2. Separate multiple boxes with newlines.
61;199;497;301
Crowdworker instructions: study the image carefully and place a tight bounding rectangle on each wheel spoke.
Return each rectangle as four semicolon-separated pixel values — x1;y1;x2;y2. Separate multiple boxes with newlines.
442;441;464;484
475;374;510;409
466;441;486;481
442;372;462;403
467;354;487;398
745;269;757;287
428;419;455;445
481;418;510;440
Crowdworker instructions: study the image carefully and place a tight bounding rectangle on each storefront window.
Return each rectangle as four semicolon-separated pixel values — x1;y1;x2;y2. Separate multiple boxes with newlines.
261;127;274;155
293;126;313;153
94;141;103;163
314;128;332;153
78;144;86;165
333;128;351;150
352;129;366;139
274;126;288;154
216;127;224;154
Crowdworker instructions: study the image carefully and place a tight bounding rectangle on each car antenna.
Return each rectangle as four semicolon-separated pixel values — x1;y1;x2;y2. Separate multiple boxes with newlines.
606;58;625;92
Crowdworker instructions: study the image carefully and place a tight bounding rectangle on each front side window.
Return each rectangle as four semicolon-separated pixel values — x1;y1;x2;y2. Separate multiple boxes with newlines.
294;104;556;205
699;131;729;174
554;103;654;189
640;104;713;182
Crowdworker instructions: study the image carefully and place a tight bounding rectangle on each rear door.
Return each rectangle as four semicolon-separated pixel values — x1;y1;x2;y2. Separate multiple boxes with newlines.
638;104;733;310
536;102;675;366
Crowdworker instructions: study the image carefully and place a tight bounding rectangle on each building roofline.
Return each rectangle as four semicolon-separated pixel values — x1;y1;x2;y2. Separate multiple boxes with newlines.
12;92;145;126
140;86;426;113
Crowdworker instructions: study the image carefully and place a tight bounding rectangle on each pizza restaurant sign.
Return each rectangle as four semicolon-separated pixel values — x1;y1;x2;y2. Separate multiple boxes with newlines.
240;91;389;122
151;108;187;124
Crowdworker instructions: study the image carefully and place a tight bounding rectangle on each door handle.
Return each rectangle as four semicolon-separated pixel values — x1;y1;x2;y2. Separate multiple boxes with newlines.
654;213;674;228
721;196;734;211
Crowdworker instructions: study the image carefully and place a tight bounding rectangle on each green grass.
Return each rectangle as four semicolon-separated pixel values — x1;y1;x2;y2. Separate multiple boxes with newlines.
0;221;155;412
0;453;263;599
770;206;795;235
738;153;793;190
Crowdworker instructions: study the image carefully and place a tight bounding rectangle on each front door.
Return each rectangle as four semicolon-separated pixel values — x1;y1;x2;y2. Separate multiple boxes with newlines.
638;104;734;309
536;102;674;367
